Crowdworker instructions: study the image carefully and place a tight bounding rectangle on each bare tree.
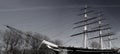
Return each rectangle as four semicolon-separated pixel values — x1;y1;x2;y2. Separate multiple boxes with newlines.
2;28;62;54
3;30;22;54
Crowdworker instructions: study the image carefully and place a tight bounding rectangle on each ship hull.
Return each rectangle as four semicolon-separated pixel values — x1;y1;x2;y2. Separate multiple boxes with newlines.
59;47;118;54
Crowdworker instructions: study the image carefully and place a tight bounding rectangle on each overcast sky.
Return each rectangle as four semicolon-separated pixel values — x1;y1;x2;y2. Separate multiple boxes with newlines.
0;0;120;48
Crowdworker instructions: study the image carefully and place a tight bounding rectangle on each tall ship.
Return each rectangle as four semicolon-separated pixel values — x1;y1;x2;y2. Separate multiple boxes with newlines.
57;5;120;54
3;5;120;54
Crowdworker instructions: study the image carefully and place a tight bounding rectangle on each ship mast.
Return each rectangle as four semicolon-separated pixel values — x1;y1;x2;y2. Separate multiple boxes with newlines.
107;37;117;49
104;29;117;49
88;11;114;49
71;5;100;48
84;5;88;48
98;12;103;49
108;32;112;49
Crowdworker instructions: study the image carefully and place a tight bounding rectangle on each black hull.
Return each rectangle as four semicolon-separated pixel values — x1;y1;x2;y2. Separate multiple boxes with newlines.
59;47;119;54
67;50;117;54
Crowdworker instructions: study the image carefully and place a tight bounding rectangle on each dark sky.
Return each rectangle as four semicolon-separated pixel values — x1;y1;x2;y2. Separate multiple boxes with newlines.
0;0;120;48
